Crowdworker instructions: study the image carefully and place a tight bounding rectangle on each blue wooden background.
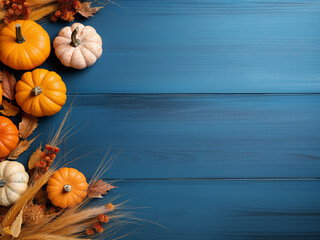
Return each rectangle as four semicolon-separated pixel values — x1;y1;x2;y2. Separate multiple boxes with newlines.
5;0;320;239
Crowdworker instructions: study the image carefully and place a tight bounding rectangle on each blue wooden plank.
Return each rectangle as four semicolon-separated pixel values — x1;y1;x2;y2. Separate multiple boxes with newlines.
2;0;320;93
16;94;320;178
102;179;320;240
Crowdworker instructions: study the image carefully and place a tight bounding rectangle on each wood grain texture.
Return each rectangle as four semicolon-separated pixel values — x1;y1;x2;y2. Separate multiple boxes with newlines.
2;0;319;93
17;93;320;179
102;179;320;240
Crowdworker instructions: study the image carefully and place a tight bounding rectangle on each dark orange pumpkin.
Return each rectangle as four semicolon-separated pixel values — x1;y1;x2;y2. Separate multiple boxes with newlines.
0;116;19;158
0;83;2;106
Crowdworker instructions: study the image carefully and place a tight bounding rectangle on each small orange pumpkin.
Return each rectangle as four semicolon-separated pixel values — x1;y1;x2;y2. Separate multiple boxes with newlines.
0;116;19;158
15;69;67;117
0;20;51;70
47;168;88;208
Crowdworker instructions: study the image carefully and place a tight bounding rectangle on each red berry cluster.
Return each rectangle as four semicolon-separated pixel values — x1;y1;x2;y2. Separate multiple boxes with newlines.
1;0;32;24
86;203;114;235
34;145;59;180
51;0;81;22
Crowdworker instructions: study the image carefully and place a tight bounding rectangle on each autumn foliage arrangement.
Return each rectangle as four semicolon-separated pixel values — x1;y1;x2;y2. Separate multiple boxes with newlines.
0;0;106;27
0;111;130;240
0;70;131;239
0;2;135;239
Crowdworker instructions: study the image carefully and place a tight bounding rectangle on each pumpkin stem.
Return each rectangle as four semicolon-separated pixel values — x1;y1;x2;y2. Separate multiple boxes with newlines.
32;86;43;96
64;184;72;192
15;24;25;44
0;179;6;187
71;27;81;47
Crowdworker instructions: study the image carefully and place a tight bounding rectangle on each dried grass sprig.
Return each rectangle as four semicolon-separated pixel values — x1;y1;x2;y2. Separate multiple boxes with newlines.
28;0;56;8
27;4;59;21
18;234;87;240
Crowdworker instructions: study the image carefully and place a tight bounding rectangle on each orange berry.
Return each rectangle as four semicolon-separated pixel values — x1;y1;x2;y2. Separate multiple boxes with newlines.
98;214;109;223
53;147;60;153
35;161;41;168
106;203;114;212
93;222;103;233
86;228;94;235
45;145;53;151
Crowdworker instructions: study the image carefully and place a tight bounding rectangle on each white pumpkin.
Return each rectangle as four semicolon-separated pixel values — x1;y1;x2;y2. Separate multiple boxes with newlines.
0;161;29;206
53;23;103;70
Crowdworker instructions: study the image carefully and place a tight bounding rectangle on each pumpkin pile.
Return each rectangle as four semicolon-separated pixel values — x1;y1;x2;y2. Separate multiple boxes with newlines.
0;113;119;240
0;19;127;240
0;19;103;158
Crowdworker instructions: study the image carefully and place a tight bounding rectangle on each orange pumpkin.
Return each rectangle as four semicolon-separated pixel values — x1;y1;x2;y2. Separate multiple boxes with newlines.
0;83;2;106
47;168;88;208
0;20;51;70
15;69;67;117
0;116;19;158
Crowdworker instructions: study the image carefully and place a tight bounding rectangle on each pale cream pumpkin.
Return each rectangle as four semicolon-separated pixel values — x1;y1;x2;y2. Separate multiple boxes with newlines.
0;161;29;206
53;23;103;69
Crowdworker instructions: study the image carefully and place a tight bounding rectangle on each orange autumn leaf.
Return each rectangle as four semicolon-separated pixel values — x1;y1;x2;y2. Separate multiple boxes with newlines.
0;69;16;100
88;180;117;198
28;144;42;170
19;114;39;139
0;100;19;116
8;136;38;160
78;2;103;18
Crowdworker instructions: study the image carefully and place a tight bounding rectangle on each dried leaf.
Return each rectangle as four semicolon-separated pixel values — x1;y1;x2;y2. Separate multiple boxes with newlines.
28;144;42;170
78;2;103;18
10;204;25;238
88;180;117;198
0;69;16;100
0;100;19;116
8;136;38;160
19;114;39;139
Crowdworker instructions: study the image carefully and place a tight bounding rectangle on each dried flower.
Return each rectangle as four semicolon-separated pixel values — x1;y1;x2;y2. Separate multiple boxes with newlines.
23;203;45;226
51;0;80;22
2;0;32;24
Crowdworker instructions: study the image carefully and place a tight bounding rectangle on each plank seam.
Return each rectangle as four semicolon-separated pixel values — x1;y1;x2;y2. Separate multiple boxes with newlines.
66;93;320;95
88;178;320;181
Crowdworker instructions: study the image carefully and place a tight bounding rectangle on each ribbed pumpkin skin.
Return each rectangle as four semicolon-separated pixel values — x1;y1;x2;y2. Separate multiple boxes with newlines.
53;23;103;69
0;20;51;70
0;83;2;106
15;69;67;117
0;116;19;158
47;168;88;208
0;161;29;206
